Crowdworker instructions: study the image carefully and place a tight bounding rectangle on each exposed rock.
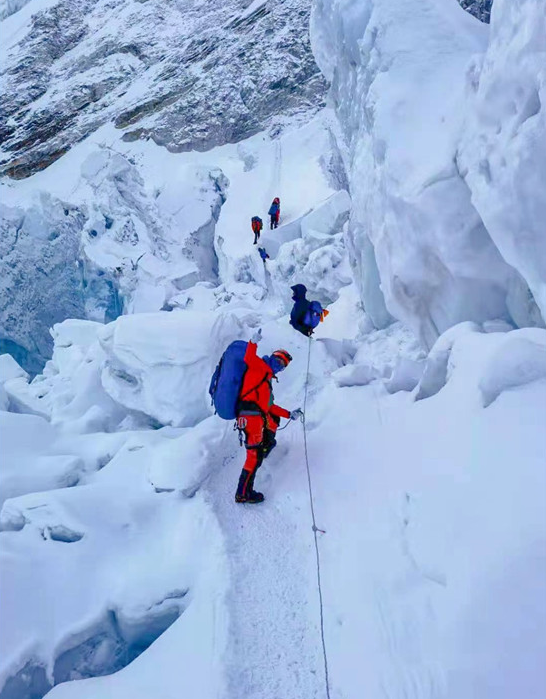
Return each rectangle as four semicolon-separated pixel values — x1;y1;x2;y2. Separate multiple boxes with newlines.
458;0;493;23
0;0;327;178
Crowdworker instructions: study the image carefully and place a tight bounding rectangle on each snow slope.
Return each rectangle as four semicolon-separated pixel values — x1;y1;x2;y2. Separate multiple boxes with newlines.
2;310;545;699
314;323;546;699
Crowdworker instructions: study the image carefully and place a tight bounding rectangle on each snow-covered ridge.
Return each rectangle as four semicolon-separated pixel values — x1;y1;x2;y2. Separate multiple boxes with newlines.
311;0;545;347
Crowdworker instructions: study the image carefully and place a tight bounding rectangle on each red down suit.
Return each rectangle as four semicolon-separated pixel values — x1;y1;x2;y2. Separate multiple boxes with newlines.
237;341;290;477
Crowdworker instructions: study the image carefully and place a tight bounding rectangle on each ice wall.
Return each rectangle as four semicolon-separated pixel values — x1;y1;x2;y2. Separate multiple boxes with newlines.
0;194;87;373
458;0;546;325
311;0;545;348
0;143;226;373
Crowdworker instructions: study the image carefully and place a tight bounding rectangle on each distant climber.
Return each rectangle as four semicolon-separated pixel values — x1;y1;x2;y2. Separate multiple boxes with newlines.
258;247;269;263
251;215;263;244
209;335;302;504
289;284;329;337
268;197;280;229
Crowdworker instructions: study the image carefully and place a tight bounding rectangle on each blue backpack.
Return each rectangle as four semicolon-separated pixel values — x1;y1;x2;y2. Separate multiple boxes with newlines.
209;341;248;419
303;300;323;330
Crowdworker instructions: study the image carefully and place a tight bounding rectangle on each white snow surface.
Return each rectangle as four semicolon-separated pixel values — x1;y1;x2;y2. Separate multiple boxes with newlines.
2;310;545;699
0;1;545;698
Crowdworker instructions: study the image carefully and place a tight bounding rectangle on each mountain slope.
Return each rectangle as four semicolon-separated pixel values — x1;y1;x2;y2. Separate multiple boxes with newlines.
0;0;326;178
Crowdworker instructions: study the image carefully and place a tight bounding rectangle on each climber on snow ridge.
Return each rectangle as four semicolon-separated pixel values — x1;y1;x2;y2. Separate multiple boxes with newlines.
289;284;329;337
268;197;280;229
251;215;263;244
235;341;301;503
209;333;302;504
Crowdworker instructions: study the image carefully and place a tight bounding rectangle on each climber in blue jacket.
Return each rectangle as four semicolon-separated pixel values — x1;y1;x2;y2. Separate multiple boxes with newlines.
289;284;329;337
289;284;312;336
268;197;280;229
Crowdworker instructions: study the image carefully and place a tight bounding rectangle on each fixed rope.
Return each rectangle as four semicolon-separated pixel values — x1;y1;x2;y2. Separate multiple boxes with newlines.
302;336;332;699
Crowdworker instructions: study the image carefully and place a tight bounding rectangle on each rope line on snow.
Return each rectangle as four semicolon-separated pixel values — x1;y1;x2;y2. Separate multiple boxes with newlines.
302;336;332;699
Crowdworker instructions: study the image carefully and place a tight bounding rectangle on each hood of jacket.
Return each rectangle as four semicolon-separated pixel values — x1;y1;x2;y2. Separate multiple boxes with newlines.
291;283;307;301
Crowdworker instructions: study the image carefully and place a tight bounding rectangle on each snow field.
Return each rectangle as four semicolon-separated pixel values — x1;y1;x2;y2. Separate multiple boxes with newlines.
0;411;230;698
306;322;546;698
2;278;546;697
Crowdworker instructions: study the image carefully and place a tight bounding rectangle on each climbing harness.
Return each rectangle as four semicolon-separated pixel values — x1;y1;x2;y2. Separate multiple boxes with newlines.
234;416;247;446
302;336;331;699
234;411;293;445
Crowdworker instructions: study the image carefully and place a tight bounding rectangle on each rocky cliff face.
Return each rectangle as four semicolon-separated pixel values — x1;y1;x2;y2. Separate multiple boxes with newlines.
0;0;326;178
459;0;493;23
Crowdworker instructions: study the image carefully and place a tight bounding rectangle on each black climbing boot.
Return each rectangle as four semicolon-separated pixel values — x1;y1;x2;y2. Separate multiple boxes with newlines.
235;469;264;504
247;468;264;502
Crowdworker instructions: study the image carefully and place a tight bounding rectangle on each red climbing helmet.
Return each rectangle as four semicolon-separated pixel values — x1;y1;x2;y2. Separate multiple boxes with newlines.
273;197;280;204
272;349;292;367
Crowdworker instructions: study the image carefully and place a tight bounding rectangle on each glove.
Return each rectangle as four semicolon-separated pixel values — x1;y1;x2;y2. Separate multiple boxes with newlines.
250;328;262;344
290;408;304;421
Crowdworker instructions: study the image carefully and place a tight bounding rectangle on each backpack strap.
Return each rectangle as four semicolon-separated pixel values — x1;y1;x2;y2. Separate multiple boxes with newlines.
209;357;223;407
239;372;269;401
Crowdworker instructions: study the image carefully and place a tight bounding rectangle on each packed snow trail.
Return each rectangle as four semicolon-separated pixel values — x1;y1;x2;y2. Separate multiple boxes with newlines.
205;324;333;699
207;334;337;699
208;431;325;699
263;138;282;229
